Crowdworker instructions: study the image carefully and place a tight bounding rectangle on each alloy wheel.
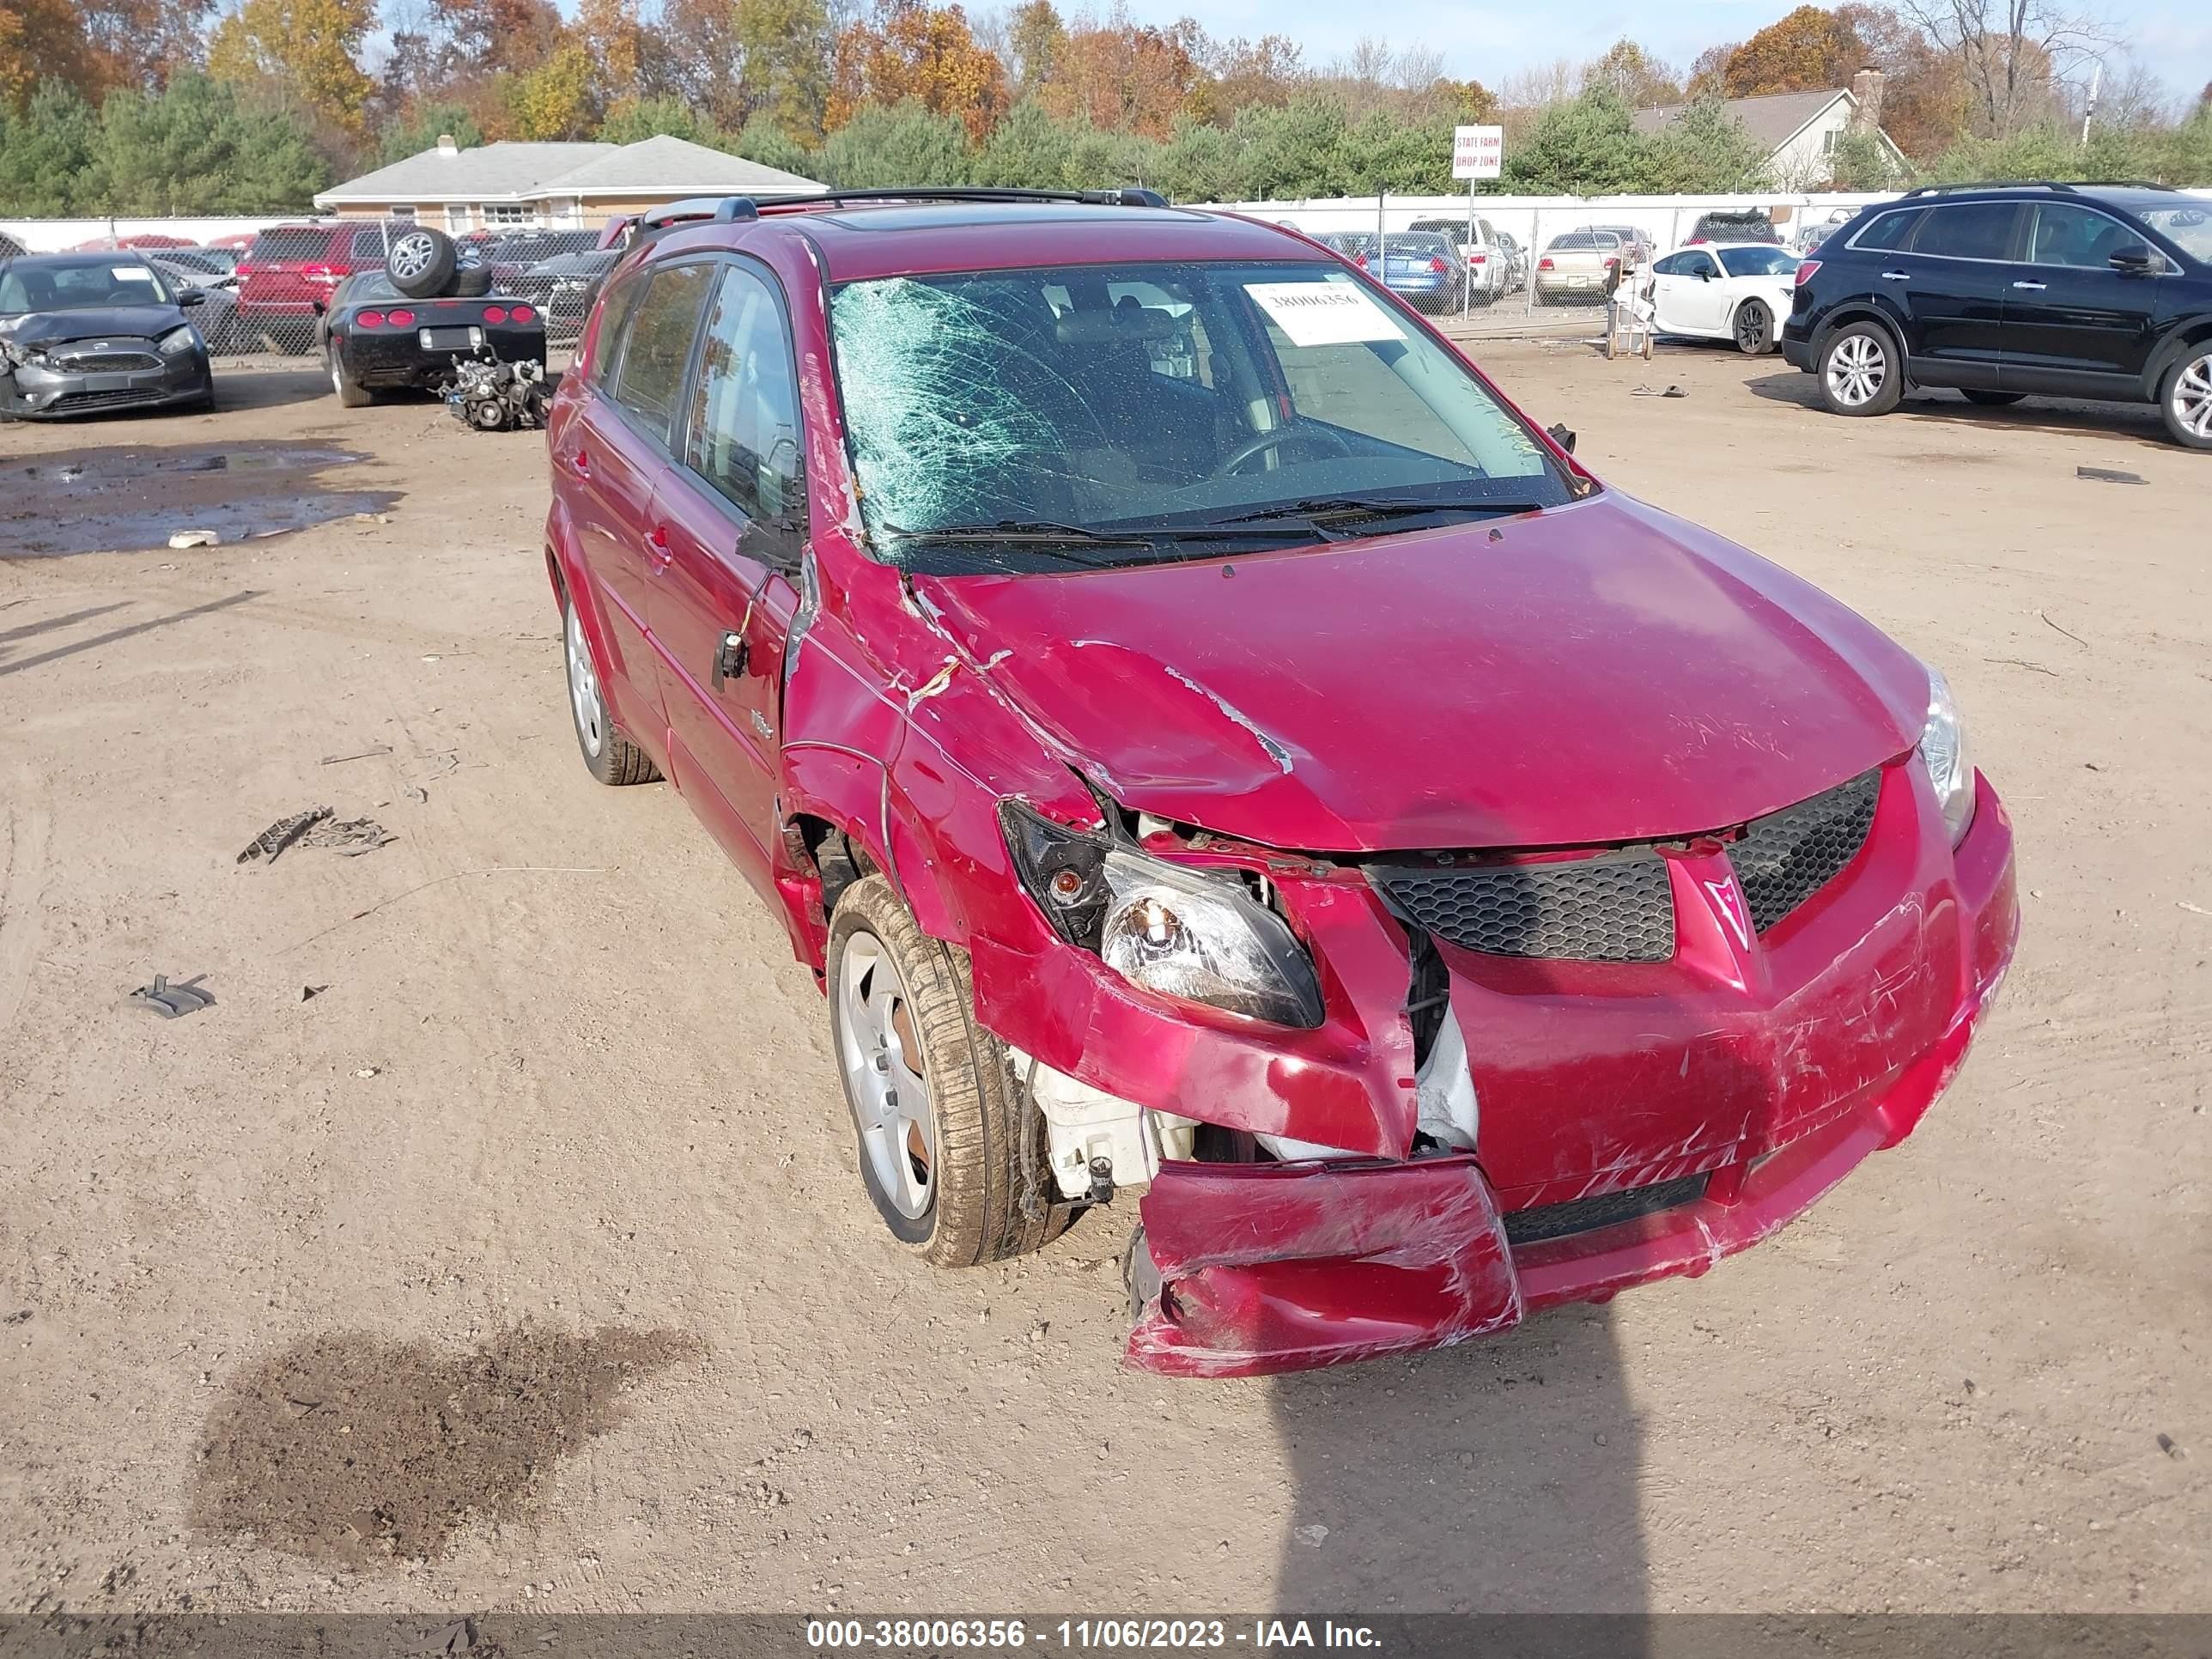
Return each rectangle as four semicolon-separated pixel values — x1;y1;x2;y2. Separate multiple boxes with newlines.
1736;305;1765;353
2174;351;2212;442
389;232;434;282
564;603;605;758
835;932;937;1222
1826;332;1886;407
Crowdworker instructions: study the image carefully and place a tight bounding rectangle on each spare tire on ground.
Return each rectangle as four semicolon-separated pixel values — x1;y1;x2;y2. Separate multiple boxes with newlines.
386;227;457;299
449;262;493;298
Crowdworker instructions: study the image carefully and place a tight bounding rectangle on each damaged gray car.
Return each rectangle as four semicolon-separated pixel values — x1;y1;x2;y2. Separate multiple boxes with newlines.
0;253;215;421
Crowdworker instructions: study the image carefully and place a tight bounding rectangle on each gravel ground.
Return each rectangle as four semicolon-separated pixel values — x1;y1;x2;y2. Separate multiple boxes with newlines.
1;342;2205;1618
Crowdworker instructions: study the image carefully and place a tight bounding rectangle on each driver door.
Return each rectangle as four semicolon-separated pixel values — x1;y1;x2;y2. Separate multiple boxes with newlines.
643;259;807;898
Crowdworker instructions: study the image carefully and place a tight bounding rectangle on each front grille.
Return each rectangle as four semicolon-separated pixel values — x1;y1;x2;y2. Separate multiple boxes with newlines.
57;351;161;372
1727;769;1881;933
1371;853;1675;963
1503;1172;1710;1246
50;388;161;411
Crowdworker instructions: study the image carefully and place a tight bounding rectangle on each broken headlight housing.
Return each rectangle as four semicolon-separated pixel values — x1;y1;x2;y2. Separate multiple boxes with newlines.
1918;664;1973;846
1001;802;1324;1028
157;325;198;356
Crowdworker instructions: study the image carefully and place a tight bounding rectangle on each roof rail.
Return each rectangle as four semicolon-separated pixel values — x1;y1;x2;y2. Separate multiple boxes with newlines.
1900;178;2178;198
750;185;1172;212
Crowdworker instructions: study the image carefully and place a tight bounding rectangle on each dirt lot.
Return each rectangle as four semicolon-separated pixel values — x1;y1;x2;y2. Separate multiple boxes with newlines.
1;342;2206;1619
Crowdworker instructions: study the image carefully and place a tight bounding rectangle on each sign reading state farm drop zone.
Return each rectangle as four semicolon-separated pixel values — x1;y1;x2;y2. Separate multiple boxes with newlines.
1452;125;1504;180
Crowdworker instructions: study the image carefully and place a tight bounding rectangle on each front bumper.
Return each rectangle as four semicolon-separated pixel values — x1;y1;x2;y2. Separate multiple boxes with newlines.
0;350;210;419
1120;769;2017;1376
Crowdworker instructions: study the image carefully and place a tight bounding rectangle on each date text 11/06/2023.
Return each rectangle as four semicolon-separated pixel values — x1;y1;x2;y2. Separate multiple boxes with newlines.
806;1620;1382;1650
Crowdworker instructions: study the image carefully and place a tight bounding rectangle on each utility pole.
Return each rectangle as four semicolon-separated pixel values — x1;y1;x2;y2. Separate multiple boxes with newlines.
2081;59;2102;144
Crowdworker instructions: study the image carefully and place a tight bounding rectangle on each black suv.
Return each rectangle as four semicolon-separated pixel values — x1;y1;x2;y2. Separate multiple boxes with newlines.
1782;182;2212;449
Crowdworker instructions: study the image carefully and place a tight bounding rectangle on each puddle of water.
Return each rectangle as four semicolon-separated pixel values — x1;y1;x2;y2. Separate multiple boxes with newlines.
189;1326;700;1565
0;441;395;558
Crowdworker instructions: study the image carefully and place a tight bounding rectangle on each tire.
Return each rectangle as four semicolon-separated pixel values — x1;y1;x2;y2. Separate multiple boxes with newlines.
1733;299;1773;356
2157;346;2212;450
448;262;493;299
1961;389;2026;407
827;875;1059;1267
386;227;457;300
328;346;371;408
562;594;659;784
1816;320;1904;417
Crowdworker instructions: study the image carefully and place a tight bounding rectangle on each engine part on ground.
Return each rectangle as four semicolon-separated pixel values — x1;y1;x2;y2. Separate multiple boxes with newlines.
131;974;216;1018
443;356;547;433
386;227;458;300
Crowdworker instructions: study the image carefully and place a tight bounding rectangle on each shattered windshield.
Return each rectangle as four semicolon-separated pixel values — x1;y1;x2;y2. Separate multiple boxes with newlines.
826;259;1571;573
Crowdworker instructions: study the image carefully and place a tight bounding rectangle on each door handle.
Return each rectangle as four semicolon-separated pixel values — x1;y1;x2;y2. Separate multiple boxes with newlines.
1881;270;1911;283
569;447;591;479
2011;281;2047;291
647;524;672;568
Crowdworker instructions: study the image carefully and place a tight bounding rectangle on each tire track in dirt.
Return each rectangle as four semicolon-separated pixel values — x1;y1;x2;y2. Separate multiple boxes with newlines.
0;768;51;1036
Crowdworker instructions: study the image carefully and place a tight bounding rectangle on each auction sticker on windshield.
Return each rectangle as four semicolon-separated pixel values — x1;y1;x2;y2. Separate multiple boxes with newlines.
113;267;155;282
1244;280;1405;348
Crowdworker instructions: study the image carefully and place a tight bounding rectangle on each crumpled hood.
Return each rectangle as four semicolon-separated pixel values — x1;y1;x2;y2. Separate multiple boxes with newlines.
0;305;184;350
912;492;1932;853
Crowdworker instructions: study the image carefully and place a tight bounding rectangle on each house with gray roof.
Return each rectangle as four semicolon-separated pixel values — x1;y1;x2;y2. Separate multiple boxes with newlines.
313;132;823;234
1634;73;1906;189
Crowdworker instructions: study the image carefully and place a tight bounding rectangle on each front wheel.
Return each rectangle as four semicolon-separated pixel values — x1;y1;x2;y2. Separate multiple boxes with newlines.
2160;348;2212;450
827;876;1060;1267
1817;321;1903;417
1733;299;1773;356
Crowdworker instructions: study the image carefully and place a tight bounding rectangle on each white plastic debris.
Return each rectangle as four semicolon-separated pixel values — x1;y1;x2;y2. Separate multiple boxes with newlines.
167;529;220;549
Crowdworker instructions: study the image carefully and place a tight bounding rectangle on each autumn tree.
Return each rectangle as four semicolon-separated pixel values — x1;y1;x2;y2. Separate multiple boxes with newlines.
208;0;377;135
1188;33;1304;124
1723;6;1869;94
1038;7;1203;140
506;38;598;137
1005;0;1066;95
576;0;645;111
828;0;1007;142
1583;38;1681;106
0;0;110;112
1685;42;1736;99
434;0;566;77
735;0;835;143
653;0;747;128
1897;0;2095;137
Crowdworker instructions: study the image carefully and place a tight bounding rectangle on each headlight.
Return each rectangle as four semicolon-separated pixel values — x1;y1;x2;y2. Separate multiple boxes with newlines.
157;325;198;356
1001;802;1323;1028
1918;664;1973;845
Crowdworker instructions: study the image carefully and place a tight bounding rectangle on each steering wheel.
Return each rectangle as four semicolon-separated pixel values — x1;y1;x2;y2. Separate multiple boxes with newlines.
1212;421;1355;478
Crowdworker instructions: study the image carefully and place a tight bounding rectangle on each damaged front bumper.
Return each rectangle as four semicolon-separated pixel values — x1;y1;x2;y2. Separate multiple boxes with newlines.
978;763;2018;1378
0;346;210;419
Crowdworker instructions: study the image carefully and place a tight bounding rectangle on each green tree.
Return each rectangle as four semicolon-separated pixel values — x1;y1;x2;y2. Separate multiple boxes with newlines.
0;79;100;214
1499;88;1646;193
1639;96;1770;189
734;0;832;143
598;91;716;145
376;100;484;162
87;72;326;211
1826;125;1898;187
817;97;969;185
1336;108;1455;192
732;112;817;174
1064;118;1160;188
1156;114;1241;201
1231;94;1350;199
970;96;1074;185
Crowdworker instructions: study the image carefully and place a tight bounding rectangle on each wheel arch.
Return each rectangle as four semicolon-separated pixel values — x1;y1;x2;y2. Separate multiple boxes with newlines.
781;744;968;976
1814;302;1909;368
2143;316;2212;402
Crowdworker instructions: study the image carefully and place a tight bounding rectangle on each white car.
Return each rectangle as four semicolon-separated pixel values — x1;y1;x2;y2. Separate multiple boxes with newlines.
1648;241;1802;355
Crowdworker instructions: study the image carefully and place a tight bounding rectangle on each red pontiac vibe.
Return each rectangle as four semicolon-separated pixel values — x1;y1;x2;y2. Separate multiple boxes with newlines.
542;189;2019;1376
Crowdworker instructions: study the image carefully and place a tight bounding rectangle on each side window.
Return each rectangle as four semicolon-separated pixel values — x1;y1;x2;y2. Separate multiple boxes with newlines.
1653;252;1690;276
349;228;386;261
2028;204;2132;270
588;272;645;390
1909;204;2020;261
1851;209;1923;252
611;262;715;445
1691;252;1721;277
682;264;805;526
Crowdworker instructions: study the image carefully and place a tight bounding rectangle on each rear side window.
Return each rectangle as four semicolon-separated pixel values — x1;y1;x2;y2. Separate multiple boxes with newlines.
587;271;645;389
250;228;335;263
1849;209;1923;252
349;228;386;260
1911;204;2020;261
683;264;805;525
611;262;715;447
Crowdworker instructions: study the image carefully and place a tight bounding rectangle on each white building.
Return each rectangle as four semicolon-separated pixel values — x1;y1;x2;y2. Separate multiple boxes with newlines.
1634;73;1907;191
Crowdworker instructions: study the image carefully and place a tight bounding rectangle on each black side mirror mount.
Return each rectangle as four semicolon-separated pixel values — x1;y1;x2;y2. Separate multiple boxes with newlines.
2109;246;2158;277
178;289;206;307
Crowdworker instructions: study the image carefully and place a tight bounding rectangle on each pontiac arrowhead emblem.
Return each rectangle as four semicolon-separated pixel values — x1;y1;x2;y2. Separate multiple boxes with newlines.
1704;874;1753;951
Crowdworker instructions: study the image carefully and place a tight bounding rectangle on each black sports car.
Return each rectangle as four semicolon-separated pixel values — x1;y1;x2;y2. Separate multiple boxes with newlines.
316;270;547;407
0;253;215;420
508;248;618;343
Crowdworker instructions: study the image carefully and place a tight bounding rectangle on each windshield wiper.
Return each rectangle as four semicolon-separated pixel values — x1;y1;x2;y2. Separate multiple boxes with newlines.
885;518;1151;547
1206;495;1548;528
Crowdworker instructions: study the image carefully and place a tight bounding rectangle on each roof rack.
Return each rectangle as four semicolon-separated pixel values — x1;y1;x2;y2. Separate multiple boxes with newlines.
750;185;1171;212
1900;179;2178;198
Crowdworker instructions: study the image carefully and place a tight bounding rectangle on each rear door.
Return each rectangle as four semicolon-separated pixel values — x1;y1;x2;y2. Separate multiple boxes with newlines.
1655;248;1727;332
556;260;717;731
2003;201;2169;395
1893;201;2024;389
644;259;807;892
